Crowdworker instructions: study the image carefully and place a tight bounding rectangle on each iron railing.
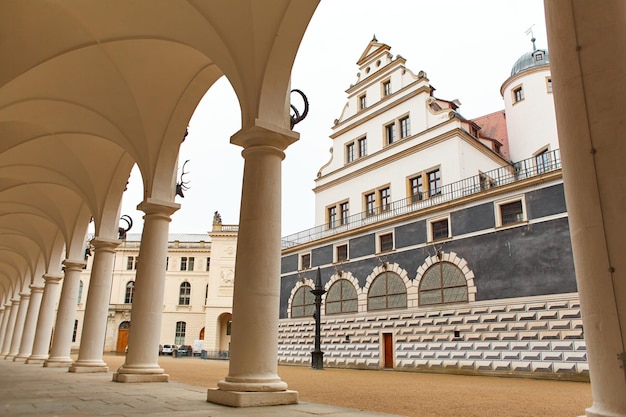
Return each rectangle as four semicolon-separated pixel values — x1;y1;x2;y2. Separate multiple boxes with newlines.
281;149;561;248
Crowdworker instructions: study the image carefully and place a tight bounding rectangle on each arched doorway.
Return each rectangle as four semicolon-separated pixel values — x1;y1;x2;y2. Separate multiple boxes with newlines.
116;321;130;353
199;327;205;340
217;313;232;353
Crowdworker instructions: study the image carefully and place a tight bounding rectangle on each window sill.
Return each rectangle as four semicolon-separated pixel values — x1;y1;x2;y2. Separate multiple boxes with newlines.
495;220;528;230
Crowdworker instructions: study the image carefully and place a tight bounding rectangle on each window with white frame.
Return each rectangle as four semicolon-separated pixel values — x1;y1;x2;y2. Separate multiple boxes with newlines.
328;205;337;229
385;122;396;145
513;85;524;103
365;192;376;216
340;201;349;225
187;257;195;271
179;282;191;305
428;216;450;242
291;286;315;318
496;197;527;227
346;142;355;163
175;321;186;345
180;257;188;271
400;116;411;138
546;77;553;93
358;136;367;157
359;94;367;111
126;256;137;270
326;279;358;315
379;187;391;211
408;168;441;201
124;281;135;304
419;261;468;306
367;271;407;311
77;280;83;304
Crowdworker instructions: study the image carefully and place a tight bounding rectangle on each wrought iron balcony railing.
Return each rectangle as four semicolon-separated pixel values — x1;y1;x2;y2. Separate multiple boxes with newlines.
281;149;561;248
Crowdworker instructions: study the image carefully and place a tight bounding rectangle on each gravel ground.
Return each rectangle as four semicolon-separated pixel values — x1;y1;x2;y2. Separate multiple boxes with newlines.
104;353;592;417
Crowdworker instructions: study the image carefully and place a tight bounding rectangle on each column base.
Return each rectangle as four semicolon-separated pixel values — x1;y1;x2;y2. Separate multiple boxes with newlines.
112;372;169;383
69;362;108;373
13;356;28;362
44;358;73;368
207;389;298;407
4;354;16;360
25;357;46;365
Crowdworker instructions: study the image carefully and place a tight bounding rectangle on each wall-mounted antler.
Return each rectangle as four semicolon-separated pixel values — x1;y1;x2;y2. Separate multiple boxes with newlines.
118;214;133;240
175;159;191;198
290;89;309;129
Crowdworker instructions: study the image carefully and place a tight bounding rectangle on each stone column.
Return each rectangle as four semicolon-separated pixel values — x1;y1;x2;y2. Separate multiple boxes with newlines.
207;123;298;407
70;238;120;373
14;285;44;361
27;274;63;364
113;199;179;383
1;300;19;357
545;2;626;416
45;260;85;367
6;292;30;360
0;304;10;353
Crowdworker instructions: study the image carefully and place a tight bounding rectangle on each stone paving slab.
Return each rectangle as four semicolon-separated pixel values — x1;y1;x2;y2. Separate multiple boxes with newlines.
0;359;403;417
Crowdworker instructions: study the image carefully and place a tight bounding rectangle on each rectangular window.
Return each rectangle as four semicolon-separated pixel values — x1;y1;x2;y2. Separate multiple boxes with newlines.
187;257;195;271
336;244;348;262
359;94;367;110
513;86;524;103
409;175;423;202
126;256;136;270
72;320;78;342
358;137;367;157
385;123;396;145
535;150;551;173
328;205;337;229
431;219;449;241
365;192;376;216
427;169;441;197
500;200;524;225
379;233;394;253
546;77;553;93
400;116;411;138
165;256;169;271
346;142;355;163
180;257;188;271
340;202;349;225
383;80;391;96
206;257;211;271
379;187;391;211
300;253;311;270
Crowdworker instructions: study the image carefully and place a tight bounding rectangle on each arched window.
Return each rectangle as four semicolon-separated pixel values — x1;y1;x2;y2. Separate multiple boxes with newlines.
175;321;186;345
77;280;83;304
179;282;191;305
419;261;468;306
326;279;358;315
124;281;135;304
290;286;315;318
367;271;407;311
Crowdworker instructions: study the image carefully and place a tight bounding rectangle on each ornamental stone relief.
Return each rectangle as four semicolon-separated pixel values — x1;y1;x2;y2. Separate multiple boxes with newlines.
221;269;234;286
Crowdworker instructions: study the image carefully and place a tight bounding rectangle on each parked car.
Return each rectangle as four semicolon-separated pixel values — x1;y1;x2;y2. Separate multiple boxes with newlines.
177;345;192;357
161;344;176;355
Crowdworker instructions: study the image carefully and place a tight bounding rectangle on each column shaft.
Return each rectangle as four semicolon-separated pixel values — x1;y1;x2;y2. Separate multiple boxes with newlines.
0;303;11;356
27;274;63;364
545;1;626;416
45;260;85;367
0;302;16;356
208;123;298;407
15;285;44;361
6;293;30;359
113;199;179;383
70;238;119;373
0;307;6;349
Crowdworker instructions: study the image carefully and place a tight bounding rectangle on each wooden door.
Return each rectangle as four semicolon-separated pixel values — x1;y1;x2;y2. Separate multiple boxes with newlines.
383;333;393;368
116;329;129;352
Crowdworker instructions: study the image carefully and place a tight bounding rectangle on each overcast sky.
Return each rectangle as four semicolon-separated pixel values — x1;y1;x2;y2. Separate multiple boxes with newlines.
119;0;549;237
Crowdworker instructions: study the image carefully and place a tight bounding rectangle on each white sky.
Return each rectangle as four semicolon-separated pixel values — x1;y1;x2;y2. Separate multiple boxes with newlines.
120;0;548;237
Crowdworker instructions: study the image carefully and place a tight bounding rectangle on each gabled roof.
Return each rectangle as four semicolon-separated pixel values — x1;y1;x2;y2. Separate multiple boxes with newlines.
472;110;510;159
356;35;391;66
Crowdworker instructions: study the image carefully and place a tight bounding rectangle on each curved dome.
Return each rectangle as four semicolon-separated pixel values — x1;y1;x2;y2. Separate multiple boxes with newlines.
510;49;550;76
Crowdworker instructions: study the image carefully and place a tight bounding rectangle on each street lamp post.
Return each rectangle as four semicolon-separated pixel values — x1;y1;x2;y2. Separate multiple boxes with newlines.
310;267;326;370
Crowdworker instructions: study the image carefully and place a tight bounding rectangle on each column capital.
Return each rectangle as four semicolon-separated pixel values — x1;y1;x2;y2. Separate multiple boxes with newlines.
137;198;180;218
62;259;87;271
11;298;20;305
28;285;44;293
19;292;31;300
90;236;121;253
231;119;299;151
43;273;63;284
5;302;12;308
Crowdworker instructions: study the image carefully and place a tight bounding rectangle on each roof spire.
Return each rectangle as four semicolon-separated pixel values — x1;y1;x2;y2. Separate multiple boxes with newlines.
372;34;377;42
524;25;537;51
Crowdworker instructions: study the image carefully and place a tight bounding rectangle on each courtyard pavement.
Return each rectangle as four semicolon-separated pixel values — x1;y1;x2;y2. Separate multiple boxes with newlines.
0;358;402;417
